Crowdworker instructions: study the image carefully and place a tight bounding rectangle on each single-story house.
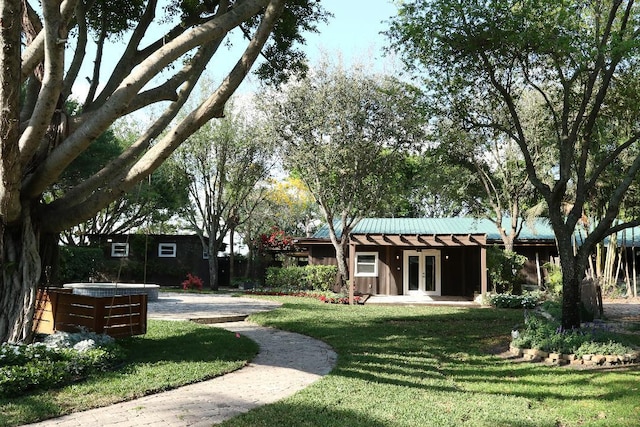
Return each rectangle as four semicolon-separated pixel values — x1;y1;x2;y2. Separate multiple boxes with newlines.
88;234;227;286
295;218;558;300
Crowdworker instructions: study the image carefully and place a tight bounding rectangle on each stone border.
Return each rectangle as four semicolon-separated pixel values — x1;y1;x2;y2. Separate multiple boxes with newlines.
509;345;640;367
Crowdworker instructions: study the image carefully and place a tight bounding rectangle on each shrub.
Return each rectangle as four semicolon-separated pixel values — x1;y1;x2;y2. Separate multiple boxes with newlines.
511;315;636;356
487;246;527;294
305;265;337;292
0;331;124;397
182;273;204;290
489;291;541;309
542;262;563;295
265;265;338;292
59;246;105;283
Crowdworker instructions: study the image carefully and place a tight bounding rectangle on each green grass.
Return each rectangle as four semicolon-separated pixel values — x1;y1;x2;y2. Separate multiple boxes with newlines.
0;320;258;427
221;297;640;427
2;298;639;427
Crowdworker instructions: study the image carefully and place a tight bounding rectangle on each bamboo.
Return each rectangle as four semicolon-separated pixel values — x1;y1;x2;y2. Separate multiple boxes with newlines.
535;252;542;287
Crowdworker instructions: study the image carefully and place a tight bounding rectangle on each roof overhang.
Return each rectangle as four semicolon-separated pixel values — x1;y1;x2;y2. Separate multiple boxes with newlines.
350;233;487;247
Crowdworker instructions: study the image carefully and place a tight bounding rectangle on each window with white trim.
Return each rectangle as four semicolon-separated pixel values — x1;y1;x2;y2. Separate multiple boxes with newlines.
355;252;378;277
202;247;210;259
158;243;177;258
111;242;129;258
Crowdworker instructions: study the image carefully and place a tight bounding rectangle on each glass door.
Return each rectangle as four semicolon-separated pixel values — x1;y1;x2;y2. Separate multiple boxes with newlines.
403;250;441;295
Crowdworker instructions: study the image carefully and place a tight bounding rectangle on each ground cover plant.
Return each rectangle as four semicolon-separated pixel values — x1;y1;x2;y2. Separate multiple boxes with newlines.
222;297;640;427
0;330;123;398
0;320;257;427
511;303;638;357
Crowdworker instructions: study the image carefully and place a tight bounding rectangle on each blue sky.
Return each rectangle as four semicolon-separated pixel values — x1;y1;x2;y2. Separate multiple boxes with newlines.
71;1;400;101
303;0;398;66
67;0;397;100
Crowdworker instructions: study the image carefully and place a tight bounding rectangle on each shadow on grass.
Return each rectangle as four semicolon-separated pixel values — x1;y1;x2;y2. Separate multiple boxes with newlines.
247;299;640;425
118;320;258;365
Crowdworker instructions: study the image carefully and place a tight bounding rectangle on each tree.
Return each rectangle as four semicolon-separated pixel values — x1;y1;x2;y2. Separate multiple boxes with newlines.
261;59;427;298
0;0;327;343
58;128;190;246
431;123;544;252
175;106;275;290
262;175;319;237
388;0;640;329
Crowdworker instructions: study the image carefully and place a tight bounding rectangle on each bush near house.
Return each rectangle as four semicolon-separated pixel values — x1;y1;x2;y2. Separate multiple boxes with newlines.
489;291;541;309
487;245;527;294
265;265;338;292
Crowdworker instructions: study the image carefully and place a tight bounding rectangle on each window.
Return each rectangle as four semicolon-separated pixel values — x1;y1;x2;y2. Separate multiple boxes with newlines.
111;243;129;258
202;247;210;260
355;252;378;277
158;243;177;258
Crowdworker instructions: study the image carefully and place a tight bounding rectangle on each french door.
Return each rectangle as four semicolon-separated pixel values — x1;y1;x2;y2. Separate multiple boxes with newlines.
403;250;441;296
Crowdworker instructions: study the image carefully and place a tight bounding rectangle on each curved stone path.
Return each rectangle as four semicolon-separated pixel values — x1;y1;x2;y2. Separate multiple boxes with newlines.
25;294;337;426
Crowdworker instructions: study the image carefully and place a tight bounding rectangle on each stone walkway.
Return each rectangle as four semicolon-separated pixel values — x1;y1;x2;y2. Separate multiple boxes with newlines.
22;293;639;426
25;294;337;426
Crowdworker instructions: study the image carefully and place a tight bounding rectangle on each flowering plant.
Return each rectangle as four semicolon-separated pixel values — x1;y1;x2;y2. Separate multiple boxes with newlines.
182;273;204;290
257;226;294;253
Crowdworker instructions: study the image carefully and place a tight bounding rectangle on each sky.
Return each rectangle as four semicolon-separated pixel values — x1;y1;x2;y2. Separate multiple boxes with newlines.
71;1;400;103
302;0;399;68
210;0;401;94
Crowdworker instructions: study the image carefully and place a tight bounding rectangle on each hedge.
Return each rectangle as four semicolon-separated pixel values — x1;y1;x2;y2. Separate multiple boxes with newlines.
265;265;338;292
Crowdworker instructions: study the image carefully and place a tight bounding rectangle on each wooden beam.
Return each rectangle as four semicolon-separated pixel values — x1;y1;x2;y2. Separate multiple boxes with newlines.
480;244;488;296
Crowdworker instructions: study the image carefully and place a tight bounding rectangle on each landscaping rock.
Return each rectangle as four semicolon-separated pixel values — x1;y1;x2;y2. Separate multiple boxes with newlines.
509;346;522;356
548;352;561;361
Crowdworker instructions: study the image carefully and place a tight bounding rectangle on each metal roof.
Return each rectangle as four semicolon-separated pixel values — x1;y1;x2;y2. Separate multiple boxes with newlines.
312;217;556;242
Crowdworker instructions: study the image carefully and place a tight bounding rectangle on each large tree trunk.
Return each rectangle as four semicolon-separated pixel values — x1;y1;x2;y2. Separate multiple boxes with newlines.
0;211;42;343
557;232;590;330
208;243;220;291
560;257;582;330
333;241;348;290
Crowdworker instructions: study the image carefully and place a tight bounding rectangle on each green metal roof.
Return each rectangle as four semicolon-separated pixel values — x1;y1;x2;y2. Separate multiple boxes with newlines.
312;217;556;242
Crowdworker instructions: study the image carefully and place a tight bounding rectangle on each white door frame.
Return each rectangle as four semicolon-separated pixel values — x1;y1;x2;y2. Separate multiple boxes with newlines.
403;249;441;296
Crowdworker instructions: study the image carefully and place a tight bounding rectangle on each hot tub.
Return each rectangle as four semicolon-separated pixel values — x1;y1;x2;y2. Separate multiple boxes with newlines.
63;283;160;301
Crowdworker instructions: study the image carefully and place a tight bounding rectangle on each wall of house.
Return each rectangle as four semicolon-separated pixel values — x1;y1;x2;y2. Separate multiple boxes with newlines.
513;245;558;288
308;245;340;266
351;245;483;298
440;247;482;298
310;244;485;297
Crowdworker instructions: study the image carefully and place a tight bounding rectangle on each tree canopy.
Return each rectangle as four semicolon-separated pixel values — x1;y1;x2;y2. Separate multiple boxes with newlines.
260;59;427;291
0;0;327;343
174;103;275;289
388;0;640;328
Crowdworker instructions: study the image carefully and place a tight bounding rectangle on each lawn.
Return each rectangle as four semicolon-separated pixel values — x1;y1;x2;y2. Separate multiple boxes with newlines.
222;297;640;427
0;320;258;427
2;298;639;427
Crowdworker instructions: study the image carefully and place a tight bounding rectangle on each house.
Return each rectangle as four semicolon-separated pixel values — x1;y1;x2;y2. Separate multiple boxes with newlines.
88;234;217;286
295;218;558;300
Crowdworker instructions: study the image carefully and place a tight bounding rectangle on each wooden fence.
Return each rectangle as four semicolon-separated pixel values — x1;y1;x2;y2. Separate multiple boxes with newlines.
33;289;147;338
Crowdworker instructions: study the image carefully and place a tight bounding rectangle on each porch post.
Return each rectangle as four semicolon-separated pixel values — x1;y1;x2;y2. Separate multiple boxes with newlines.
480;244;488;297
349;239;356;305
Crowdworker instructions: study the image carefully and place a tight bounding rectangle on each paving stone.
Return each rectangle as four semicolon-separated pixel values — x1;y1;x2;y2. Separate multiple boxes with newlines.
24;294;336;427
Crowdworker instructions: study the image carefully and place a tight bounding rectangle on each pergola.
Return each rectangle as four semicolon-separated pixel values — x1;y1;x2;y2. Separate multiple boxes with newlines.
347;232;488;304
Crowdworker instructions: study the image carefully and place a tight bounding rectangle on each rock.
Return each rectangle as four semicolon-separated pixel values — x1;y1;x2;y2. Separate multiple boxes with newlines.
510;345;523;356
